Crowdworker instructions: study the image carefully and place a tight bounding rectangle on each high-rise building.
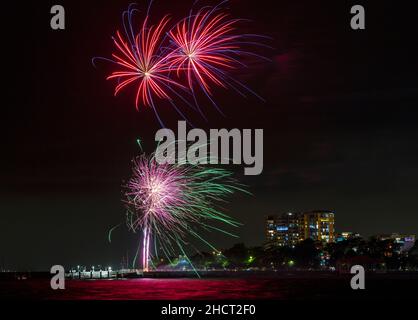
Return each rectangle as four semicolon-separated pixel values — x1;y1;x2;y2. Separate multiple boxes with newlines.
275;212;301;247
265;210;335;245
265;213;302;247
266;216;276;241
301;211;335;243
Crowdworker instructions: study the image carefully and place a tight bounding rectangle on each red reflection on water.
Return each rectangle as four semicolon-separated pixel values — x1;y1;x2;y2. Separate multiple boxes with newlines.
2;278;295;300
58;278;285;300
2;274;416;300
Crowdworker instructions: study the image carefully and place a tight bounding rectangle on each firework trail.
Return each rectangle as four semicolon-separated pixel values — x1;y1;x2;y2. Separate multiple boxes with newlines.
94;1;268;125
123;142;247;273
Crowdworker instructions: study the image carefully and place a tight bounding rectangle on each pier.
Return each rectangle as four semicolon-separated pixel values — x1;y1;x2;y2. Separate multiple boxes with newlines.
66;269;142;279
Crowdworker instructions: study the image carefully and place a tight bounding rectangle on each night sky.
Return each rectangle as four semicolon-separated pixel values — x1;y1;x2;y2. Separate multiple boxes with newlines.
2;0;418;270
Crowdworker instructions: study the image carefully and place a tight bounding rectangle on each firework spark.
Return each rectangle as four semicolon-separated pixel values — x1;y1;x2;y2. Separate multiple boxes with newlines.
123;144;246;273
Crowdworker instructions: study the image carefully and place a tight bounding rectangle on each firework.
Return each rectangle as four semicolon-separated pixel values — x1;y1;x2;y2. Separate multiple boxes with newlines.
107;16;177;108
94;5;191;126
167;2;269;114
123;144;246;273
168;7;240;94
94;2;268;124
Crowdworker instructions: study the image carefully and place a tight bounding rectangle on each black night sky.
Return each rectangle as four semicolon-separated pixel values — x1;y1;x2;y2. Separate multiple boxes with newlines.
2;0;418;270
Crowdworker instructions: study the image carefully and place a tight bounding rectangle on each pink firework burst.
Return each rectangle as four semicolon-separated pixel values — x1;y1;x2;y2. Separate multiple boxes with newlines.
125;156;189;233
124;156;189;271
123;147;245;272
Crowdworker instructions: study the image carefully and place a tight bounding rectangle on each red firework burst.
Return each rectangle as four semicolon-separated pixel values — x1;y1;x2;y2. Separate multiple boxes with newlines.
107;15;185;109
168;9;241;94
